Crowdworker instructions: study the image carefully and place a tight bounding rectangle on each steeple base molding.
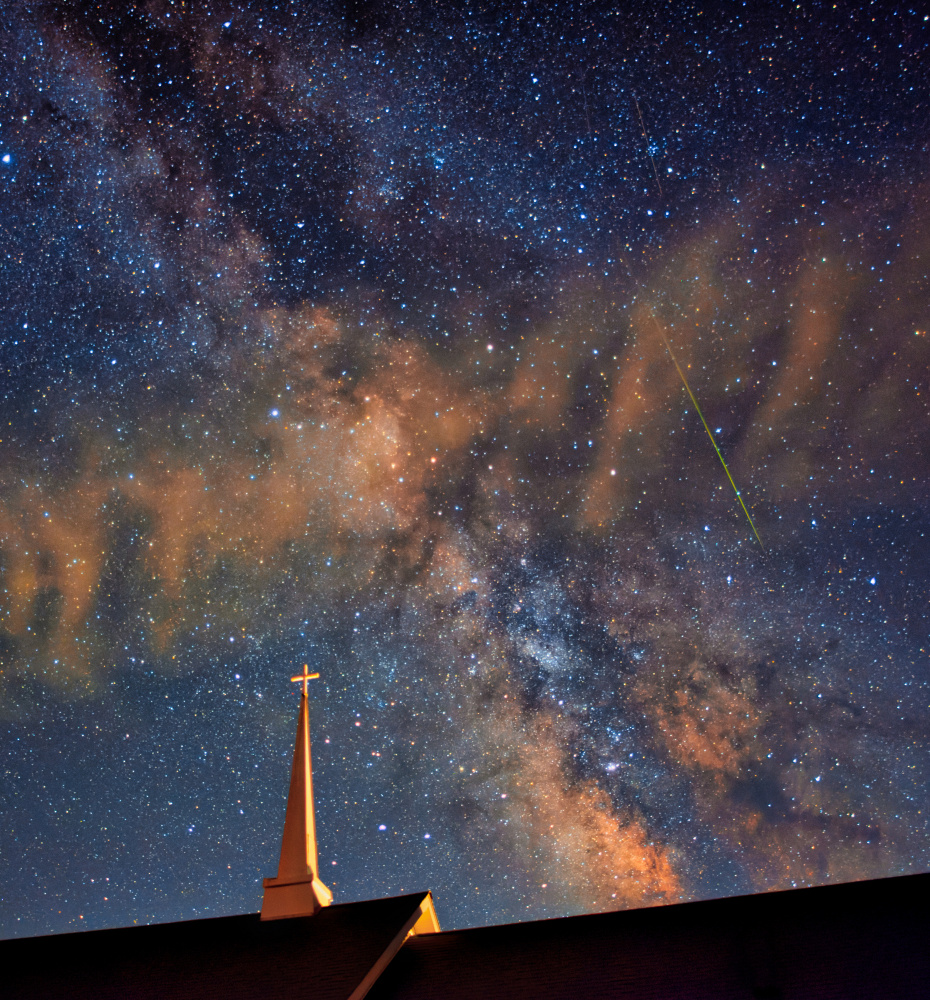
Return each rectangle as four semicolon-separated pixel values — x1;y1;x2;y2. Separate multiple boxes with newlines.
260;874;333;921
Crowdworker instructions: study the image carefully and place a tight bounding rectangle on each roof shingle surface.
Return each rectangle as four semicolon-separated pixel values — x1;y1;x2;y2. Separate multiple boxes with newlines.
3;891;431;1000
368;873;930;1000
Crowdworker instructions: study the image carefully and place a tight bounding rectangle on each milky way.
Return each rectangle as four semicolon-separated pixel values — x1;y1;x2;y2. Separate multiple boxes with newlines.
2;2;929;938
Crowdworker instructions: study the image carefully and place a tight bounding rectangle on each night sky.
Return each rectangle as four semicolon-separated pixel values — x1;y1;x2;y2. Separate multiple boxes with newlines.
2;1;929;939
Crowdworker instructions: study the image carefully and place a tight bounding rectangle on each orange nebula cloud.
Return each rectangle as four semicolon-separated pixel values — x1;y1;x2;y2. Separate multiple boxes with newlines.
646;660;763;778
462;703;681;915
509;724;681;911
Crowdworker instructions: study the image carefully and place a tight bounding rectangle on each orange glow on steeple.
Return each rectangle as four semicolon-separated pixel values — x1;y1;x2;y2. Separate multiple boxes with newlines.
260;668;332;920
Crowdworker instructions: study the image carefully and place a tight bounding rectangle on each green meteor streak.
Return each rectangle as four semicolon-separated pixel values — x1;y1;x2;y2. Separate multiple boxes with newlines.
657;325;765;551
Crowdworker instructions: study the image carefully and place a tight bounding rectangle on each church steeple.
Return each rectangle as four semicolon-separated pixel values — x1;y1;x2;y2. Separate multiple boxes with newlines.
260;666;333;920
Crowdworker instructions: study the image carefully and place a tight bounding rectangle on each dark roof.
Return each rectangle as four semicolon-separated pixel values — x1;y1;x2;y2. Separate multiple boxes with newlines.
3;891;432;1000
4;874;929;999
367;873;930;1000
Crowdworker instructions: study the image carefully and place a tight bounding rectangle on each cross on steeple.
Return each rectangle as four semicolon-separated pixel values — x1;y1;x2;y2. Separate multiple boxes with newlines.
290;664;320;698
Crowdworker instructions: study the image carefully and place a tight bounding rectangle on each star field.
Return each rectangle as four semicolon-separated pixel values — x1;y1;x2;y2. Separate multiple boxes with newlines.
1;1;929;937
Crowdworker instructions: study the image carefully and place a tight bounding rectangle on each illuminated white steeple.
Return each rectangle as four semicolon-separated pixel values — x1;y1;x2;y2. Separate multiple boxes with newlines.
260;665;333;920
